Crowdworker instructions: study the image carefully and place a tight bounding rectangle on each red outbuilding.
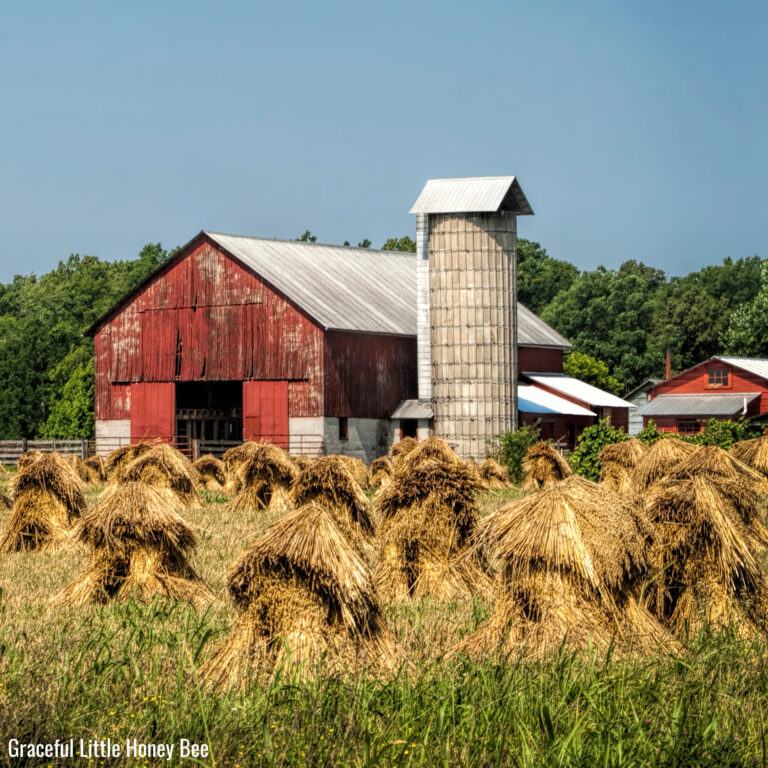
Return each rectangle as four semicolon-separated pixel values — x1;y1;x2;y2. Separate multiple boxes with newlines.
637;356;768;434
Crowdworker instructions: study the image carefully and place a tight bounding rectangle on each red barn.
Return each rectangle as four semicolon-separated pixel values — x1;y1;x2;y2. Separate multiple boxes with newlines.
88;229;633;458
637;356;768;434
87;231;417;460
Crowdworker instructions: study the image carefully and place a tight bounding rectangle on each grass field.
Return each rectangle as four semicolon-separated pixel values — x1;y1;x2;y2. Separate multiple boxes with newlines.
1;477;767;767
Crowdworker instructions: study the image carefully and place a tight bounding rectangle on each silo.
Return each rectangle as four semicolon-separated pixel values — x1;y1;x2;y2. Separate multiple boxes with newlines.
410;177;534;459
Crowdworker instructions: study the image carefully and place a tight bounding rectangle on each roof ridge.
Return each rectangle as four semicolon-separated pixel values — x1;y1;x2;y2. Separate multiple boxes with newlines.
203;230;413;258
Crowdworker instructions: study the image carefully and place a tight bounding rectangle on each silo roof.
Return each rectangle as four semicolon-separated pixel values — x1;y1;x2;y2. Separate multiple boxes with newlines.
410;176;534;215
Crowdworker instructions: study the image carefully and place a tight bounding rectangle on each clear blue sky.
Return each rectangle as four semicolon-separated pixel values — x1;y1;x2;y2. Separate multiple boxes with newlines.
1;0;766;283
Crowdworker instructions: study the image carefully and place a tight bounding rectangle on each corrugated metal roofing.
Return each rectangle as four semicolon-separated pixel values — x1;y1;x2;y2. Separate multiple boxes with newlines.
623;378;663;400
519;304;571;348
636;392;760;417
518;384;596;417
716;357;768;381
206;232;416;335
524;373;635;409
391;399;435;419
410;176;534;215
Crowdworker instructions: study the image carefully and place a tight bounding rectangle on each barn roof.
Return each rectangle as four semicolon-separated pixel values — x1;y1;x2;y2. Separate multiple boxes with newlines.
637;392;761;417
524;373;635;409
410;176;534;215
86;230;571;347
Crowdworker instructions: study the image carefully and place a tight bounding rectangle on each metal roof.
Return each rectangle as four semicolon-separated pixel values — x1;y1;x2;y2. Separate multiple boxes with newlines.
519;304;572;348
391;399;434;420
518;384;596;417
636;392;761;417
524;373;635;409
410;176;534;215
716;357;768;380
205;232;416;335
623;378;663;400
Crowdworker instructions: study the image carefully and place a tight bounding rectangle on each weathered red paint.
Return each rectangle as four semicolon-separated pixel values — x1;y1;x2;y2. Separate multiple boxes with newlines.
646;359;768;433
131;382;175;441
518;347;563;375
94;237;325;421
323;331;417;418
243;381;289;444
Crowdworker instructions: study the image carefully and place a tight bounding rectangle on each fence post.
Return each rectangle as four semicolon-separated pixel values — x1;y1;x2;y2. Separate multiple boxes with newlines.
81;438;89;459
193;439;201;462
21;438;27;454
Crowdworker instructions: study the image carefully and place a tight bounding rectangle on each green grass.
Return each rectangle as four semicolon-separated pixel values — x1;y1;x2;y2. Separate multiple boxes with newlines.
0;486;767;766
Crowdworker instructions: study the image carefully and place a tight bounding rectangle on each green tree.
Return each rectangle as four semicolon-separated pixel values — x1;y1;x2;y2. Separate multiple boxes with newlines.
39;357;95;438
688;418;759;449
569;419;628;481
516;239;578;314
563;351;623;395
381;236;417;253
357;239;372;249
489;423;541;484
722;260;768;356
295;230;317;242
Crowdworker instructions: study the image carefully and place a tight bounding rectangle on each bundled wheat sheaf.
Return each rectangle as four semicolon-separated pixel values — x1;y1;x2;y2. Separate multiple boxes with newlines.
630;437;698;492
193;454;227;491
0;492;12;510
222;441;264;495
599;438;646;494
374;454;491;602
84;455;107;483
105;443;156;483
289;456;374;552
388;436;419;469
522;442;572;490
730;436;768;478
368;456;393;490
119;443;201;509
478;458;511;489
0;452;85;551
328;454;369;490
64;453;101;484
395;436;462;476
292;454;314;472
55;482;213;607
642;446;768;635
460;475;671;658
199;501;401;688
225;443;298;516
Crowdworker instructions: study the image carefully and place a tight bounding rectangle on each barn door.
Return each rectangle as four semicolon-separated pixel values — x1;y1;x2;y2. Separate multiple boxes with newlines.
131;382;175;442
243;381;289;449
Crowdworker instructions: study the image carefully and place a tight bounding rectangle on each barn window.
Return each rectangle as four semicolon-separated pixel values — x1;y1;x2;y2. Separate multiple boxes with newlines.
400;419;418;439
338;417;349;441
707;367;729;388
677;420;700;434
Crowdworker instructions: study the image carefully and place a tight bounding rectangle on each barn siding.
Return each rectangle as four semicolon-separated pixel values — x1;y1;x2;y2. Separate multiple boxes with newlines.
94;238;325;419
652;361;768;413
518;347;563;375
323;331;417;418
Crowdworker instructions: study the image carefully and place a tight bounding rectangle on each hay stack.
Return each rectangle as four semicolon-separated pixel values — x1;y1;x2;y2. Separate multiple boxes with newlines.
290;457;374;549
332;455;369;490
193;454;226;491
0;453;85;551
478;458;511;489
56;482;213;607
105;443;156;483
225;443;298;516
199;501;400;688
64;453;100;484
731;436;768;477
389;436;418;469
396;436;461;475
460;475;669;658
17;450;43;470
522;442;572;490
222;442;264;494
630;437;698;492
293;454;314;472
644;474;768;635
374;459;491;602
599;438;646;494
369;456;393;490
120;444;201;509
84;455;107;483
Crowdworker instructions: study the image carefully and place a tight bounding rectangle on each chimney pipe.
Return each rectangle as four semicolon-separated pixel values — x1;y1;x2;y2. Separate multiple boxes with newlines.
665;347;671;380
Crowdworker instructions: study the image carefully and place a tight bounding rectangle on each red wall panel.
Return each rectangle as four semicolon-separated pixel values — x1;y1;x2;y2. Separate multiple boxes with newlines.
323;331;416;419
518;347;564;375
131;383;175;441
94;237;325;420
243;381;289;445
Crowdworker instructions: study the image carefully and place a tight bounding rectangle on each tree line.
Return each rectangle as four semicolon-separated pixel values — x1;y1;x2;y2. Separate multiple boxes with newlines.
0;234;763;439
